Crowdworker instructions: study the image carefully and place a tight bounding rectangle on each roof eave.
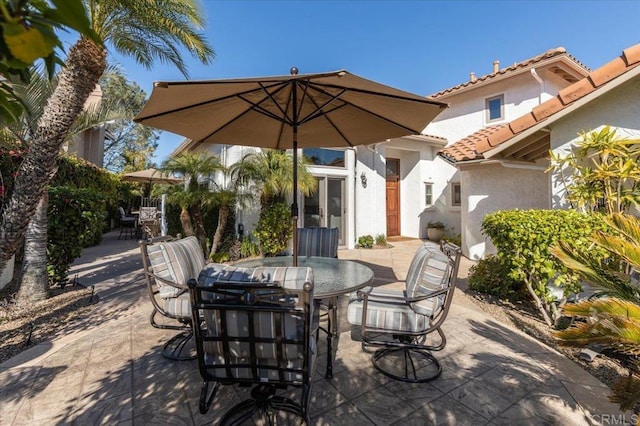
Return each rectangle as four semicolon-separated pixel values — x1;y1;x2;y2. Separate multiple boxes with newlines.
482;65;640;159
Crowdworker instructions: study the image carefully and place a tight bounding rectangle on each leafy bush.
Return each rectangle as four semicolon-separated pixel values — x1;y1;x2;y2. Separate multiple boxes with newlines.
210;252;230;263
468;255;525;299
240;234;260;258
482;209;610;326
254;202;292;256
374;234;387;246
48;186;107;285
358;235;374;248
427;221;445;229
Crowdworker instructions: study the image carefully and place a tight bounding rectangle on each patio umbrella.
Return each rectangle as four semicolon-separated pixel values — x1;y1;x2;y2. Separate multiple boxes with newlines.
121;168;183;185
134;68;448;264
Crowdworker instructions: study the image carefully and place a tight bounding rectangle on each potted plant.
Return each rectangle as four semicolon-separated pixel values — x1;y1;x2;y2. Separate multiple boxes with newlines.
426;221;446;242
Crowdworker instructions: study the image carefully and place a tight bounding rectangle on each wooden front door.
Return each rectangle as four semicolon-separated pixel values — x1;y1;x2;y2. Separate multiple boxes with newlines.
386;158;400;236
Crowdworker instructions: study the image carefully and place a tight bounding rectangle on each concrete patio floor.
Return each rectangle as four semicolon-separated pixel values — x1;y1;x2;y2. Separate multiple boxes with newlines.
0;231;629;425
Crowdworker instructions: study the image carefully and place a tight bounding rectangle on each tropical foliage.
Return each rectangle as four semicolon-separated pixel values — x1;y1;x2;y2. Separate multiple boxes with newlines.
161;153;222;253
553;213;640;411
236;149;316;207
0;0;96;123
0;0;214;300
548;126;640;215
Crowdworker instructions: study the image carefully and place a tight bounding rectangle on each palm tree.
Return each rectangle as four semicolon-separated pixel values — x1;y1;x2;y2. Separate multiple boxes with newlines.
552;213;640;410
208;163;254;258
1;66;127;301
161;153;222;252
236;149;317;208
0;0;214;295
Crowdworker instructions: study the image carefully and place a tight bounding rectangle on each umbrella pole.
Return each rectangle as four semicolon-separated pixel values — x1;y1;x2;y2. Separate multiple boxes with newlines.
292;137;299;267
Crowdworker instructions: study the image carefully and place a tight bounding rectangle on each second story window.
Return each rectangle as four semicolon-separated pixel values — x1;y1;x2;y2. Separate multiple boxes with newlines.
486;94;504;122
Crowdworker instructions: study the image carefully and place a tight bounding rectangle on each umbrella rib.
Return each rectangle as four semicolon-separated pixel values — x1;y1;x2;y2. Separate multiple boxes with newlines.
310;81;446;107
135;81;287;121
303;91;353;146
304;82;427;134
198;83;292;144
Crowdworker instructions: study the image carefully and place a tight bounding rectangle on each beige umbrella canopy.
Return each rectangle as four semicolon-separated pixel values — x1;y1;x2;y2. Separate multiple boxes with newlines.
134;68;447;264
121;168;182;185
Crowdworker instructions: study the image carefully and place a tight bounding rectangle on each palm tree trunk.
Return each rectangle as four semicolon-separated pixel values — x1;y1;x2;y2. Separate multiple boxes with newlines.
18;192;49;301
188;205;207;253
0;38;106;279
209;204;229;258
180;207;195;237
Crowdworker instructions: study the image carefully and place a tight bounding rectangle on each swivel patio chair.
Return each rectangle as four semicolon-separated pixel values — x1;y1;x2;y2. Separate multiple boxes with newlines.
117;207;137;240
189;263;319;424
347;241;461;382
139;235;206;360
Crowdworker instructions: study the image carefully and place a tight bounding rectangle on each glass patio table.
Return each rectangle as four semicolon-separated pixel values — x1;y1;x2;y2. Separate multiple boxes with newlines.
236;256;375;378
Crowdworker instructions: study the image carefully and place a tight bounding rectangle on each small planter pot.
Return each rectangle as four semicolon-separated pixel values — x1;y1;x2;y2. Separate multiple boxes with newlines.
426;227;445;242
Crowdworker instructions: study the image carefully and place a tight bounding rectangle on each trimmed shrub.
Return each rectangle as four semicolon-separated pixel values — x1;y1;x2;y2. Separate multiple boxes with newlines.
468;255;525;299
254;202;292;256
482;209;610;326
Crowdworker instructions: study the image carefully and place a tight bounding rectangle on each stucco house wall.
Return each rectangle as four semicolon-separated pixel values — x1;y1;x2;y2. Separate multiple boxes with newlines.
459;162;550;259
550;78;640;208
426;69;570;144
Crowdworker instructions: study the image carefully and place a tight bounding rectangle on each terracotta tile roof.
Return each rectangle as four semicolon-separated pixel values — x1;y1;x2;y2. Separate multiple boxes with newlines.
440;43;640;163
431;47;588;98
439;125;507;162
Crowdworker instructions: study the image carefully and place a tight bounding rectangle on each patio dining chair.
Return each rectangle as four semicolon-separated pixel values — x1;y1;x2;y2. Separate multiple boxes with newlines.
297;227;340;369
347;241;461;382
138;206;160;239
189;264;319;424
117;206;137;240
139;235;206;360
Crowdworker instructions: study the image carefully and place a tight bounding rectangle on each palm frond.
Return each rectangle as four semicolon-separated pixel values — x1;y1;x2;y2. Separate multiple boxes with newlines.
609;375;640;411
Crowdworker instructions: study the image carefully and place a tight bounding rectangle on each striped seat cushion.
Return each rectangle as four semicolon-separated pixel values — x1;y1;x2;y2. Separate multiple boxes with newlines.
147;236;206;298
197;264;315;364
347;287;430;333
297;227;339;258
161;291;191;318
407;246;450;316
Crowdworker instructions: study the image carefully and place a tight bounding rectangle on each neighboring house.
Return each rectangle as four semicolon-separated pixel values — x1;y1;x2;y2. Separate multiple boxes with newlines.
64;85;106;167
441;43;640;259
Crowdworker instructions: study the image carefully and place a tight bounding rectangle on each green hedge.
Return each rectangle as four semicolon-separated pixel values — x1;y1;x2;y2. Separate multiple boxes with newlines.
481;209;610;300
48;186;107;284
0;152;121;285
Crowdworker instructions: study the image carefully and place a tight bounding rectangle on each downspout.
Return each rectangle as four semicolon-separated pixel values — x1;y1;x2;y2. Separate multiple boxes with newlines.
530;68;544;105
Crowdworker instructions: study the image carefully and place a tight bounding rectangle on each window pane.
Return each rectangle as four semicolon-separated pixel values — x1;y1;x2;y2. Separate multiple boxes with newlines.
386;159;399;176
486;96;503;121
452;183;461;206
425;183;433;205
303;149;345;167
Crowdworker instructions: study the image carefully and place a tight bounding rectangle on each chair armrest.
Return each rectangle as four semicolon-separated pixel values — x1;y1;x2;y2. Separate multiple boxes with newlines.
362;286;449;304
144;270;188;295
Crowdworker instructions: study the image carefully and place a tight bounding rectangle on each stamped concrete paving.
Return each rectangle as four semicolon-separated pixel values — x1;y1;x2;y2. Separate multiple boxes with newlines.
0;231;629;425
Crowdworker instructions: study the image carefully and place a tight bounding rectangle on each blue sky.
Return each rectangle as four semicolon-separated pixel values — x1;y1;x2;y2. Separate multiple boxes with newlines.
77;0;640;164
